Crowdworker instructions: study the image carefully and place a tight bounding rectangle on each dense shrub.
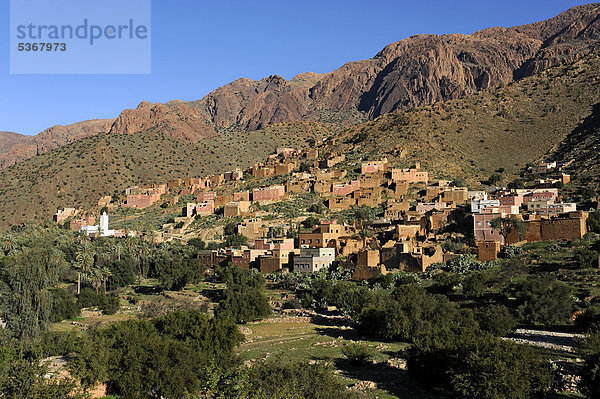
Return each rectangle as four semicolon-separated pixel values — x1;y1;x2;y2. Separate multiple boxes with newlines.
580;333;600;399
106;259;136;290
77;288;120;315
474;305;518;337
575;248;599;269
408;333;555;399
513;276;574;326
246;361;358;399
341;343;376;365
69;310;243;399
49;288;80;322
576;305;600;333
587;211;600;234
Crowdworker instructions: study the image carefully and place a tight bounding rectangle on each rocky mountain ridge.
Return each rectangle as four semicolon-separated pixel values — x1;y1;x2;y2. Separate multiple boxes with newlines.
1;3;599;169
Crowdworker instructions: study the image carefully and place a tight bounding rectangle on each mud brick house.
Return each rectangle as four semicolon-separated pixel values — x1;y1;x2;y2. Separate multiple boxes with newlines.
208;174;224;187
124;193;161;209
299;221;345;248
393;224;422;240
293;247;335;273
233;191;250;202
319;154;345;169
425;186;446;202
332;181;360;197
195;200;215;216
314;181;333;197
381;243;443;272
54;208;76;224
355;189;382;207
168;179;183;190
224;168;244;181
334;237;367;257
361;159;388;174
394;181;409;196
214;194;234;208
254;238;294;250
223;201;252;218
275;162;296;176
315;169;347;181
478;241;501;262
385;201;410;220
523;189;558;204
391;163;428;184
237;219;269;241
357;249;380;268
499;192;524;207
286;178;313;194
259;248;298;274
416;202;453;214
441;187;468;204
252;185;285;203
197;192;217;202
506;211;588;244
359;172;384;189
69;216;96;231
327;196;357;211
197;250;230;268
427;208;457;232
252;164;276;178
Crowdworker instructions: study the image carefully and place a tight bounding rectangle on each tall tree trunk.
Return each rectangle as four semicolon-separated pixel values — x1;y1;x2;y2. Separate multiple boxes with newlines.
77;272;81;295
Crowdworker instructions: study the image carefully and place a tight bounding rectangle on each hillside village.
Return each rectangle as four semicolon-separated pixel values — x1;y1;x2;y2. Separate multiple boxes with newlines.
54;139;597;279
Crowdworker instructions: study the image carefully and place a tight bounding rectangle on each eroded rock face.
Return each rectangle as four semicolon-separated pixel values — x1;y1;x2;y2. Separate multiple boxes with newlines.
0;119;114;169
108;101;216;142
108;4;600;138
2;3;600;168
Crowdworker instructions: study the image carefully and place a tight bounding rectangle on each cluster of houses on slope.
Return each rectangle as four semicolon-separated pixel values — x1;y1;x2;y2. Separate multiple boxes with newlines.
55;145;595;277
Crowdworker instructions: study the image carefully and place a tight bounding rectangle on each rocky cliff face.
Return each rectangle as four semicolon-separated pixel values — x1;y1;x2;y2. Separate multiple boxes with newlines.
0;119;114;169
2;3;600;168
108;3;600;137
0;132;32;156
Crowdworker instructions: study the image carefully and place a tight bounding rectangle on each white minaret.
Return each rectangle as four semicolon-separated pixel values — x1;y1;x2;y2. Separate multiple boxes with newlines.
100;211;109;234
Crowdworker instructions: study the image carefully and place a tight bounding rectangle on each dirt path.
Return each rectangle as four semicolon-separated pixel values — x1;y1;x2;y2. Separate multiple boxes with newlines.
505;329;585;352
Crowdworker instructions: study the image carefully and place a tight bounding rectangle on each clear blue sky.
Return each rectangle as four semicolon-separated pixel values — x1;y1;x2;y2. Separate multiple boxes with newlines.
0;0;593;135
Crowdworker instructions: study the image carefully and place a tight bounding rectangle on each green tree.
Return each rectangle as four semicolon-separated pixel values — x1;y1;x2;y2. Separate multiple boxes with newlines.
580;333;600;399
49;288;80;322
514;276;574;326
408;333;555;399
575;248;599;269
0;245;66;339
474;305;518;337
74;244;95;295
587;211;600;234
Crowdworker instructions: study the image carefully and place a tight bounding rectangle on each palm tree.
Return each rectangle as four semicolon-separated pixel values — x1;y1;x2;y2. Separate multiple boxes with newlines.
75;244;95;295
1;233;17;255
85;266;103;295
99;265;112;295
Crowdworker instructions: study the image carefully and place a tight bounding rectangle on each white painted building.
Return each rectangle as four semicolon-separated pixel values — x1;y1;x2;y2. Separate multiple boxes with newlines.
81;212;115;237
471;198;500;214
293;247;335;273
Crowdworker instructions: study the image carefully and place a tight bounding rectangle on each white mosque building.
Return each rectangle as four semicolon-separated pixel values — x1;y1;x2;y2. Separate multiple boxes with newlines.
81;211;115;237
